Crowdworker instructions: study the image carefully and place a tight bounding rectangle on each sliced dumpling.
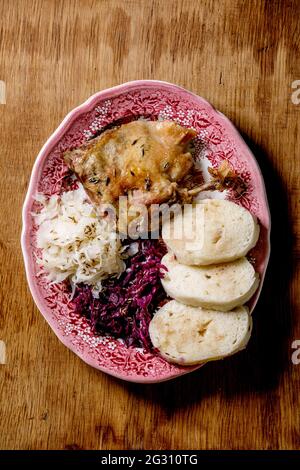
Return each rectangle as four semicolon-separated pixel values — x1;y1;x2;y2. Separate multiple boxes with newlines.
149;300;252;365
162;199;260;265
161;253;259;311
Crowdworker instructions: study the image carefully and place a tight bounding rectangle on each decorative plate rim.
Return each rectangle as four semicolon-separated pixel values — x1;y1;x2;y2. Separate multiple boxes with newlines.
21;80;271;383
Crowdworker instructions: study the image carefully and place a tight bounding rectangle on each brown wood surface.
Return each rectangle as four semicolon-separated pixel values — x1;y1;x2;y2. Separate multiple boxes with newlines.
0;0;299;450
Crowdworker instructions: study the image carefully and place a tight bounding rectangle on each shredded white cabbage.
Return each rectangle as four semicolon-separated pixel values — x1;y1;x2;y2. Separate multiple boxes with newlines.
34;186;125;296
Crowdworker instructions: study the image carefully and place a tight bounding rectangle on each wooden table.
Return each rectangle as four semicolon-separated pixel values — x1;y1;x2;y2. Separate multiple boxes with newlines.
0;0;299;450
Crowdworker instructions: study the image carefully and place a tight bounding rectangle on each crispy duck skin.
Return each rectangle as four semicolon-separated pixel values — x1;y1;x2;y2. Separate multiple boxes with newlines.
64;121;197;209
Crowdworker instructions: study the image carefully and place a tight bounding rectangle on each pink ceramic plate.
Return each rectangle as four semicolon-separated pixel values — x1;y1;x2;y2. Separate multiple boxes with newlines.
21;80;271;383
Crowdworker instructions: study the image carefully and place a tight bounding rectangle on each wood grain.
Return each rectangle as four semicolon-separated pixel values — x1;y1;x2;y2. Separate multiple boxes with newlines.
0;0;299;450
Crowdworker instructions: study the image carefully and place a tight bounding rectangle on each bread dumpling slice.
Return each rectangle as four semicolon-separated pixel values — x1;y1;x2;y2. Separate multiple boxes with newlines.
149;300;252;365
162;199;260;265
161;253;259;311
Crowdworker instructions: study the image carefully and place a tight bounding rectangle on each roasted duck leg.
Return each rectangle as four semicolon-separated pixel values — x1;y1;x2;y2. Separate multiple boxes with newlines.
64;121;243;232
64;121;197;209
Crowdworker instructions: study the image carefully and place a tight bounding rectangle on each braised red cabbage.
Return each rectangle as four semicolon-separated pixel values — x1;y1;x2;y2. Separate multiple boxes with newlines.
71;240;167;350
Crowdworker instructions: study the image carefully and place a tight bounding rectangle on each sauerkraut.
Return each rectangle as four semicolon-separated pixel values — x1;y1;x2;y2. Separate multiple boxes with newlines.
34;186;125;295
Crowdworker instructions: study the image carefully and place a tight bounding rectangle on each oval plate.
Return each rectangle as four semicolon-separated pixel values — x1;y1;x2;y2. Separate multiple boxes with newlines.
21;80;271;383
